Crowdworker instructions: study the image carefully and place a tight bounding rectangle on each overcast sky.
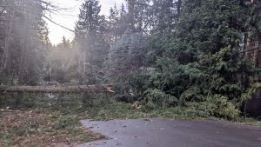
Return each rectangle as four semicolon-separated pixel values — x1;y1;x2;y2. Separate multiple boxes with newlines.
46;0;125;45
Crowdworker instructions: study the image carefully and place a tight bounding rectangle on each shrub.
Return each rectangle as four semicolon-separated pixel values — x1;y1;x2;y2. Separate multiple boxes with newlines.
143;89;178;110
187;95;240;120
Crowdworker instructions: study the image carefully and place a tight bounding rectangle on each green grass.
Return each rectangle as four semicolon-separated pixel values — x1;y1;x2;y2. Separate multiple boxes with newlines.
68;102;217;120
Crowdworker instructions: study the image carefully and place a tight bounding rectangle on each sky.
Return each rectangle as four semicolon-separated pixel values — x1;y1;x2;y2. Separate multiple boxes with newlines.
46;0;125;45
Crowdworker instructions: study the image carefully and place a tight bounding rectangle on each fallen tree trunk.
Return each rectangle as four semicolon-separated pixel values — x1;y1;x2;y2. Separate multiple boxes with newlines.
0;85;114;94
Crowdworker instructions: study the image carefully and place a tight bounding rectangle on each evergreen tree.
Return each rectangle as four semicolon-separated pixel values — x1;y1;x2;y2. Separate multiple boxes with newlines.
151;0;176;34
106;1;151;94
146;0;259;119
107;4;121;42
75;0;109;84
0;0;49;85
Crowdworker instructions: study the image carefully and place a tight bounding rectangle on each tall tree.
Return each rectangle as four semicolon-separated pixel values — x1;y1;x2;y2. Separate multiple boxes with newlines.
0;0;49;85
75;0;108;84
106;1;151;94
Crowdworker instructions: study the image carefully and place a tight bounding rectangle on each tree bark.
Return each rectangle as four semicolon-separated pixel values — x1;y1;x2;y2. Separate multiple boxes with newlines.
0;84;114;93
177;0;182;18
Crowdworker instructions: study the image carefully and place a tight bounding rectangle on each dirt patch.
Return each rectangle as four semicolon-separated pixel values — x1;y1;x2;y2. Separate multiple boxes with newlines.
0;109;104;147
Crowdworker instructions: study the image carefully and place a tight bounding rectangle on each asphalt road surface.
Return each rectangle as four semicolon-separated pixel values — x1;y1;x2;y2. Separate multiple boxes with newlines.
79;119;261;147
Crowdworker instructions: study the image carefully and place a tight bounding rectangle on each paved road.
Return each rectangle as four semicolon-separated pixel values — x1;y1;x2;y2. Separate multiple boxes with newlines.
79;119;261;147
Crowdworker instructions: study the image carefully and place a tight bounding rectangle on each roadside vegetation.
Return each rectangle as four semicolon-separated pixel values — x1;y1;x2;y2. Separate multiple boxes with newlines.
0;93;260;146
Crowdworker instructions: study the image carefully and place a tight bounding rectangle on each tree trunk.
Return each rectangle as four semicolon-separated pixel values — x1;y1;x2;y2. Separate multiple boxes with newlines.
177;0;182;18
127;0;135;32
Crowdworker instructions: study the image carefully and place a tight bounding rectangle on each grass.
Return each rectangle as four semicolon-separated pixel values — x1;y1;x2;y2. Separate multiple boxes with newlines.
0;109;105;147
78;103;203;120
72;101;261;126
0;94;260;146
238;118;261;126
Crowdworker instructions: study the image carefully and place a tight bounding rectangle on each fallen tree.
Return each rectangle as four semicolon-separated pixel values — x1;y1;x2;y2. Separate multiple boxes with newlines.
0;84;115;94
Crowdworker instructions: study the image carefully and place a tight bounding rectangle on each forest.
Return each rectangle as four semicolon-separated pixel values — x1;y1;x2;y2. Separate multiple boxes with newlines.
0;0;261;146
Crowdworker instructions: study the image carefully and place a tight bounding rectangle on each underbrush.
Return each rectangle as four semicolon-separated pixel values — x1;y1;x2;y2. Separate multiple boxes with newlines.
142;89;247;120
0;93;210;120
0;93;260;121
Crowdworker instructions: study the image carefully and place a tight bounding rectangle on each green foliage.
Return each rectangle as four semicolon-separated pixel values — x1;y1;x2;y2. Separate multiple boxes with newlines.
148;61;206;103
143;89;178;109
187;95;240;120
75;0;109;84
133;0;260;120
1;0;259;122
106;32;149;96
210;96;240;120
